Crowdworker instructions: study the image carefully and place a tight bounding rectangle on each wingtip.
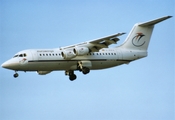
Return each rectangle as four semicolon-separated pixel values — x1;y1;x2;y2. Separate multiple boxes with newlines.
167;16;173;18
121;32;126;35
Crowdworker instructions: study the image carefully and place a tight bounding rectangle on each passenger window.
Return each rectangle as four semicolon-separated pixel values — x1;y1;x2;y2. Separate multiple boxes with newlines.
49;54;51;56
53;54;54;56
24;53;27;57
43;54;45;56
56;54;58;56
40;54;42;56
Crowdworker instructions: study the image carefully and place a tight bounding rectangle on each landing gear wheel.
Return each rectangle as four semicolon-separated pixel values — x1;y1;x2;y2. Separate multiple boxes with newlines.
66;70;77;81
69;74;77;81
82;67;90;75
13;73;19;78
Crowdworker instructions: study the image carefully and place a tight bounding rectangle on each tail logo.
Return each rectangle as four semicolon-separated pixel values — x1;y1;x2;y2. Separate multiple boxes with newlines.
132;33;145;47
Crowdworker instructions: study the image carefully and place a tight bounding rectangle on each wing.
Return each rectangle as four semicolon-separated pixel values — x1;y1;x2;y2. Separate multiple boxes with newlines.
60;32;125;52
59;32;125;59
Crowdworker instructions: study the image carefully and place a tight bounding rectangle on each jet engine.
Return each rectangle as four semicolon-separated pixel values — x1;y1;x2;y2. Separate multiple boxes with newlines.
73;47;89;56
37;71;51;75
61;50;76;59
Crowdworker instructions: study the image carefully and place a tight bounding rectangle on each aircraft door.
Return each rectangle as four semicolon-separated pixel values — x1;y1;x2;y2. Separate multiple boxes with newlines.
30;50;38;61
117;50;123;60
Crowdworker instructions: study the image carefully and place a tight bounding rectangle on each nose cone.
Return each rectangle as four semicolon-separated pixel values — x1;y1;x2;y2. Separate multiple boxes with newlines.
1;59;20;70
1;61;10;68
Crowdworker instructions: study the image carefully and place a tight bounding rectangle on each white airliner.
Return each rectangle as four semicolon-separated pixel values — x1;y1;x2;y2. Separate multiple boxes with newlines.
1;16;172;81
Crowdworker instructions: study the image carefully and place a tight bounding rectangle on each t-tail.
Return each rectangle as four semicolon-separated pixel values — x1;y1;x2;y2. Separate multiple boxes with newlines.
120;16;172;51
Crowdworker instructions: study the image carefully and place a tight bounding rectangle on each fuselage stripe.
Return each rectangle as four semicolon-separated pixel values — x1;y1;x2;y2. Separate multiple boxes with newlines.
28;59;131;62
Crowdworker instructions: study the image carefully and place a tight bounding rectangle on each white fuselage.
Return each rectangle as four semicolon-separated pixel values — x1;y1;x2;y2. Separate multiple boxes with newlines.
2;16;170;80
3;47;147;72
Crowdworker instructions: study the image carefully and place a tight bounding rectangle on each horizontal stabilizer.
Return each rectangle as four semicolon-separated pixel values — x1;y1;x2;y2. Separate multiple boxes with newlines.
138;16;172;27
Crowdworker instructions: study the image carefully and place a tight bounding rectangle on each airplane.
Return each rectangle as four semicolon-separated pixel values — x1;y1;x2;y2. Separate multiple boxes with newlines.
1;16;172;81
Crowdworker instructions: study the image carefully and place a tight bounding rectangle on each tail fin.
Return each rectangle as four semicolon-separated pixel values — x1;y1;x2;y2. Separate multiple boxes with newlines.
120;16;172;51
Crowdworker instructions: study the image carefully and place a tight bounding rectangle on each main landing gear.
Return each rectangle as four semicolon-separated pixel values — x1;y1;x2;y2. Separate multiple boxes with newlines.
81;67;90;75
77;61;90;75
65;67;90;81
65;70;77;81
65;62;90;81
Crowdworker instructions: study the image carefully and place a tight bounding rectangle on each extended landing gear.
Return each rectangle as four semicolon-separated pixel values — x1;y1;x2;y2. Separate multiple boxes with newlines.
65;61;91;81
78;61;90;75
82;67;90;74
65;68;90;81
69;74;77;81
65;70;77;81
13;72;19;78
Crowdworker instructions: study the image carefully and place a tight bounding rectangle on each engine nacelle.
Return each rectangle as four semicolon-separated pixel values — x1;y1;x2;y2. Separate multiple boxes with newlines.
73;47;89;56
61;50;76;59
37;71;51;75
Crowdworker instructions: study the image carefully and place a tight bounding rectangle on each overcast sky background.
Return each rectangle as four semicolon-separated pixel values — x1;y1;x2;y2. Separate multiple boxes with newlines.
0;0;174;120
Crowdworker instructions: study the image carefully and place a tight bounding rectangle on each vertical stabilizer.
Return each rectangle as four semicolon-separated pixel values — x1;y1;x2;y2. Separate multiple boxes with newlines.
120;16;172;51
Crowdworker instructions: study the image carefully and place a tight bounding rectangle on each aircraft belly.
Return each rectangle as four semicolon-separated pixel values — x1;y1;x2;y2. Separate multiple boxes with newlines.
26;59;130;71
90;61;125;70
27;61;77;71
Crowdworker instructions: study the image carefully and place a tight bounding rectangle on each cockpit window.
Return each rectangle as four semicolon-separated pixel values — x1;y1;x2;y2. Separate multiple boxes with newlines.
19;54;23;57
13;55;18;58
13;53;27;58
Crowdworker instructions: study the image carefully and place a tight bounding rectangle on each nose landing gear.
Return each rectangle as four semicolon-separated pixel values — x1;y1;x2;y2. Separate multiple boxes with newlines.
13;72;19;78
